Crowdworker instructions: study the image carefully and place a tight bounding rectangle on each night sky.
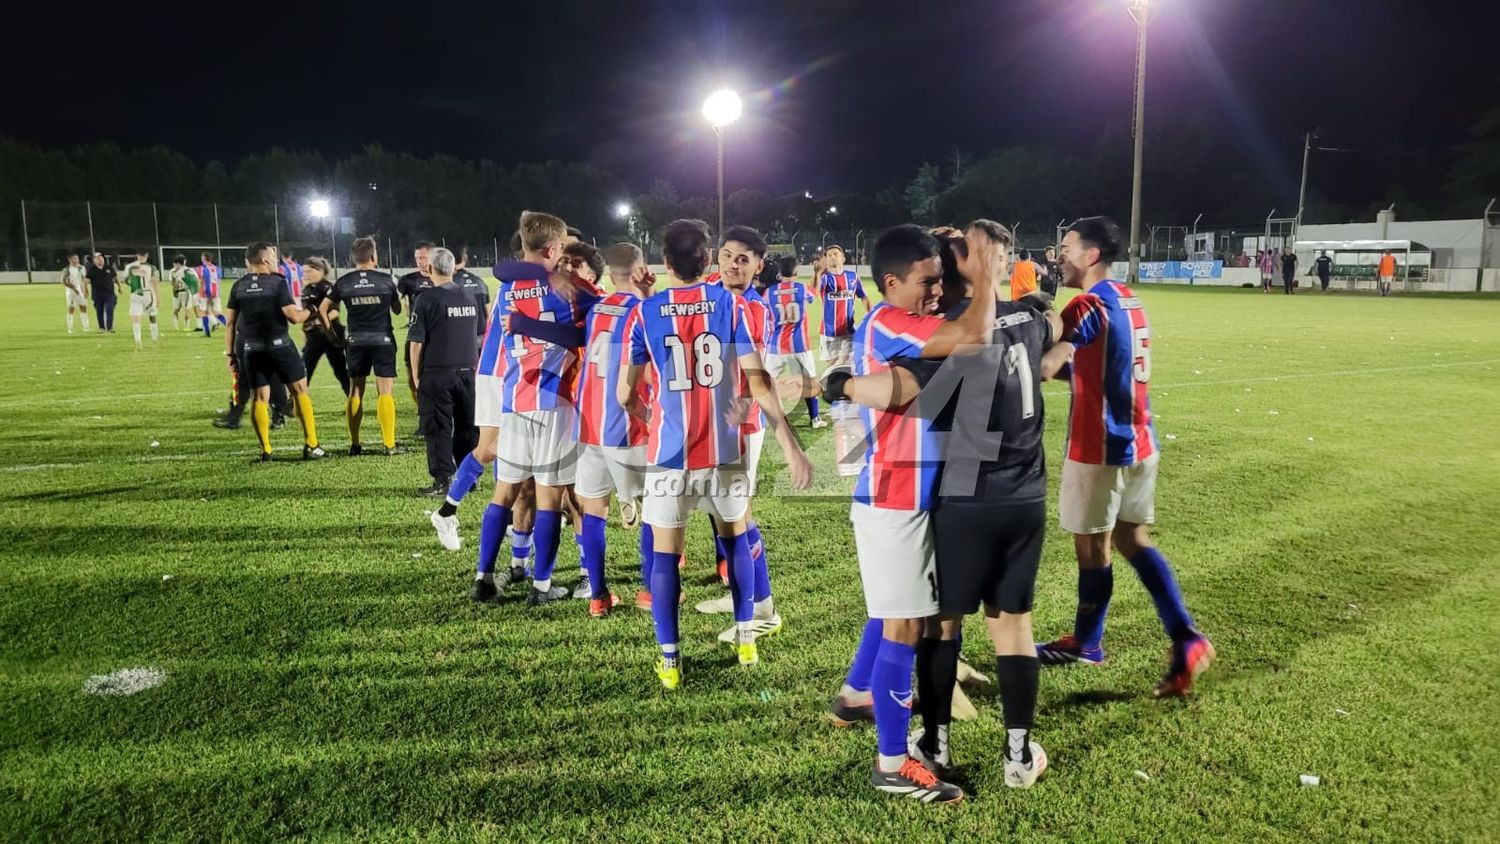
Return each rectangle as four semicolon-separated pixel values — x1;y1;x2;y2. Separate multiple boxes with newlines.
9;0;1497;202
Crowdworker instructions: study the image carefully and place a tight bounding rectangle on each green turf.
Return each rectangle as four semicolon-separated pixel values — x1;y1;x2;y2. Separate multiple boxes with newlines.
2;283;1498;842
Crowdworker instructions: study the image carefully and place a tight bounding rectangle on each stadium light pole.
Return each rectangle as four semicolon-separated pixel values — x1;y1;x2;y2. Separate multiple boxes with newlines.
702;88;743;243
1126;0;1153;283
309;199;334;272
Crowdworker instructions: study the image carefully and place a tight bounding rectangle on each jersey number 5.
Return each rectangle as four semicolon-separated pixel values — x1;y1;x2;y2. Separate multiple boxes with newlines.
1132;326;1151;382
664;333;724;391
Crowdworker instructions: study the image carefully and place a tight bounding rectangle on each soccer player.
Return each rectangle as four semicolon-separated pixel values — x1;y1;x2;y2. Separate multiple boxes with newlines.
224;242;325;461
84;253;117;333
765;255;825;427
278;251;304;300
399;242;436;412
1035;216;1215;696
167;255;200;332
451;246;491;350
1258;248;1275;294
61;254;91;333
409;247;480;496
465;212;589;606
198;251;226;334
122;249;160;349
618;218;813;689
823;223;998;803
1377;249;1397;297
694;225;783;643
817;244;869;368
299;257;349;395
323;236;403;456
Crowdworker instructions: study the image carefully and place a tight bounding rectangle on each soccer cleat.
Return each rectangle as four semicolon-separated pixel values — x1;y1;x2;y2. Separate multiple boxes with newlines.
258;452;274;463
430;511;461;551
828;693;874;727
588;594;620;618
1035;634;1106;667
347;443;364;457
908;728;953;774
386;445;408;456
696;594;734;615
634;588;653;611
573;575;592;600
271;415;286;430
619;498;641;530
470;578;500;603
302;445;326;461
871;758;964;804
716;613;783;644
212;415;241;430
526;583;571;606
1153;634;1216;698
736;638;760;667
421;478;449;497
1003;741;1049;789
656;655;682;690
508;564;528;586
811;417;829;429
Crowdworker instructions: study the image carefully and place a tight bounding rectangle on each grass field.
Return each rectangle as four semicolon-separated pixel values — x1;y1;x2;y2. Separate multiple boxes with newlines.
2;281;1499;842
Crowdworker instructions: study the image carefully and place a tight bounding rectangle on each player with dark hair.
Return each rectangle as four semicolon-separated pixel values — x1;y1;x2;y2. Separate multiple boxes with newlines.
62;253;91;333
197;251;225;335
765;256;824;427
167;254;199;332
399;241;437;417
123;248;160;349
324;236;403;456
298;256;349;395
817;244;869;368
225;242;325;460
1036;216;1214;696
452;245;491;349
619;219;813;688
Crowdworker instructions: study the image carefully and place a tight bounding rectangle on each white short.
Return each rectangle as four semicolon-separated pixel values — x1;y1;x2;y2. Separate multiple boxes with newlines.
821;335;853;362
742;428;765;492
1058;454;1159;535
64;287;88;308
767;350;818;380
128;292;158;318
173;290;192;311
197;294;221;312
850;502;939;619
642;466;752;529
494;406;579;487
575;443;647;500
474;373;503;429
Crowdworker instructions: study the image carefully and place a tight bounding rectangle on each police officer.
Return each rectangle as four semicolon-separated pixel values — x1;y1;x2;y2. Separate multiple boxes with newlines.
299;256;350;395
451;245;491;348
408;247;480;496
323;237;403;456
224;242;325;461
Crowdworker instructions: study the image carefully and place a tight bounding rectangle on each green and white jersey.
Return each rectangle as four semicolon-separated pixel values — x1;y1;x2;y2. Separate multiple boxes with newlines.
169;266;200;294
124;261;155;295
61;265;86;292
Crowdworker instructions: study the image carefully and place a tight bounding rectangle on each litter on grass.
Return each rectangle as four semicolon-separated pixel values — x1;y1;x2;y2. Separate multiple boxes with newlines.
758;690;773;703
1134;770;1152;781
149;440;160;448
1334;709;1350;717
1165;434;1178;441
1268;410;1280;416
82;667;166;697
1300;774;1321;787
411;552;423;559
161;575;172;581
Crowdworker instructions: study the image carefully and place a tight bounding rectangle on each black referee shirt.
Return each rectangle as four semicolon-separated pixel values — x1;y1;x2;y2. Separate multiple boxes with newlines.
330;269;399;346
454;268;491;336
408;282;480;369
397;271;434;328
227;273;294;345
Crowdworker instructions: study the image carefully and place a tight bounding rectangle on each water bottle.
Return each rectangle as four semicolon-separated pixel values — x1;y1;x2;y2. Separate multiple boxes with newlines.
831;400;864;477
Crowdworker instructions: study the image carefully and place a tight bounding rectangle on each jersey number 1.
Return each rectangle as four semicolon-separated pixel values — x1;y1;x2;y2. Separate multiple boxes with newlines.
1132;326;1151;382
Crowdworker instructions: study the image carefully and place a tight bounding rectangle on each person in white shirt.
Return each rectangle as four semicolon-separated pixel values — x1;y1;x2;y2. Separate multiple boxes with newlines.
60;254;91;334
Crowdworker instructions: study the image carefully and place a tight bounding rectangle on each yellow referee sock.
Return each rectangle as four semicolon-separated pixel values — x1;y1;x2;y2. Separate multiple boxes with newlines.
347;394;362;445
251;400;273;454
377;394;397;449
295;393;319;449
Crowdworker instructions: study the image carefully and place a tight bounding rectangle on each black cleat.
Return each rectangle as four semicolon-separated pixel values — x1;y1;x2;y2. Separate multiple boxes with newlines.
303;445;326;460
470;578;500;603
508;565;527;587
348;443;364;457
212;417;241;430
828;693;875;727
526;583;571;606
271;415;286;430
258;452;273;463
421;477;450;497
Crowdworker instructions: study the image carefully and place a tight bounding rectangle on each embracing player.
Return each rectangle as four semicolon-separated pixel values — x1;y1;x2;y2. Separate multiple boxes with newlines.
817;244;869;368
764;256;826;428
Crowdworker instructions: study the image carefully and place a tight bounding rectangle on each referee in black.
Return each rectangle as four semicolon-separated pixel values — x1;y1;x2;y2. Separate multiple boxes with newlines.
408;247;480;496
451;245;491;349
299;256;350;395
825;220;1060;787
398;241;436;433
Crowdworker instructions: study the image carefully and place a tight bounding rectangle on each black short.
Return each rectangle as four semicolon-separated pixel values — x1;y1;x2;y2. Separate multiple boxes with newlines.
932;499;1045;616
347;343;397;379
238;339;306;389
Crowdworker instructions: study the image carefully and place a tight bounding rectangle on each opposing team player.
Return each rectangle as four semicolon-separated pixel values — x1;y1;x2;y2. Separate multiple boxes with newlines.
167;255;200;332
618;218;813;689
224;242;324;461
765;255;825;427
198;251;225;335
322;236;403;456
278;250;304;300
1035;216;1215;696
817;244;868;368
123;248;160;349
61;254;91;333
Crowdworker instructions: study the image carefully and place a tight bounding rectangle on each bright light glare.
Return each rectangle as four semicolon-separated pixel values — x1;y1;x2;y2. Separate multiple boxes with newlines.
828;205;838;214
702;89;743;127
308;199;331;218
803;190;813;199
614;202;632;219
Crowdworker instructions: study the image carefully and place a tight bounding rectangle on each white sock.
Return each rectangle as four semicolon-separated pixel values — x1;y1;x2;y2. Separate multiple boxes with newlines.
67;314;74;332
838;683;871;702
132;324;142;345
877;754;907;773
754;597;776;618
149;322;159;341
533;577;551;592
81;313;90;329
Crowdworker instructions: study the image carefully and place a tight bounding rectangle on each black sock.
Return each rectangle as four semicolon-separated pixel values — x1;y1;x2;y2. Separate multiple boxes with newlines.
995;655;1039;756
438;501;458;518
917;638;959;748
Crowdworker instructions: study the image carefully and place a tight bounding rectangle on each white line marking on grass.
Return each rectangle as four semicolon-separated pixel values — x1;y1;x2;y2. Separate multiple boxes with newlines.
0;389;222;411
1155;358;1500;390
82;667;166;696
3;448;262;473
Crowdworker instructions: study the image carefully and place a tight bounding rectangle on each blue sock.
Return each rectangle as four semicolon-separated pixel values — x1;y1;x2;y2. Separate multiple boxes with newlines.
1074;566;1114;650
639;524;654;585
748;522;772;603
446;454;485;504
581;514;607;599
476;503;511;575
532;510;562;583
649;550;681;651
806;397;820;420
511;529;532;574
871;638;917;758
727;532;755;623
216;314;226;326
200;316;211;334
1127;548;1195;641
844;618;883;692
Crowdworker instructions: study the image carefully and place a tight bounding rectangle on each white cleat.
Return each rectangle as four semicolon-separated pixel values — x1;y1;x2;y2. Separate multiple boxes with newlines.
716;612;783;644
1003;741;1048;789
430;511;461;551
695;594;734;614
908;728;953;774
811;417;829;429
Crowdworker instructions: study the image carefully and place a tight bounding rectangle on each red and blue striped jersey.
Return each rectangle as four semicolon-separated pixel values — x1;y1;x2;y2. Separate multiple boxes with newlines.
278;259;303;300
1063;280;1157;466
819;269;867;337
765;280;812;354
500;274;599;414
625;282;754;470
476;277;539;380
852;303;947;511
736;288;773;435
577;291;650;447
198;262;221;298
